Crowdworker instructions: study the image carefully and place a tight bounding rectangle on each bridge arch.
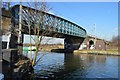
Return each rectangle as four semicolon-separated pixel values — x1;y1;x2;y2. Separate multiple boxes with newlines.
89;40;94;49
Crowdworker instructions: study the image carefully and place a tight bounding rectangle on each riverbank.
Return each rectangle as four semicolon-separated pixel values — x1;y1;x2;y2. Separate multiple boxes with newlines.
23;44;119;56
74;50;120;56
23;44;64;52
2;49;33;79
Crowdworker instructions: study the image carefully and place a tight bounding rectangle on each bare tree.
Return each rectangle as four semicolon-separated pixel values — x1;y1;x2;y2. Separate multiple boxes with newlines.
111;35;119;46
2;1;60;67
21;1;56;66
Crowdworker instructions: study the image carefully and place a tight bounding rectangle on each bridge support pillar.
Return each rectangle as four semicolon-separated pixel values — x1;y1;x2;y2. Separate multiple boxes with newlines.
9;33;24;54
64;37;84;50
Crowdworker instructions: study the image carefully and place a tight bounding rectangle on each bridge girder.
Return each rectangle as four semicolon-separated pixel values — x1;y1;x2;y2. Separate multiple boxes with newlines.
11;5;86;38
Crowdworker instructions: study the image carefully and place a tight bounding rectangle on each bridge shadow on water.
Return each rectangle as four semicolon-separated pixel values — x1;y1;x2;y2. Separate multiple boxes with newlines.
51;49;74;53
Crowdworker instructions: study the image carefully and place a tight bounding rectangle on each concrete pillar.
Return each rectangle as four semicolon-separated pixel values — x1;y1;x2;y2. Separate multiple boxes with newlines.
64;37;84;50
64;38;73;50
9;33;24;53
10;11;24;53
9;34;18;48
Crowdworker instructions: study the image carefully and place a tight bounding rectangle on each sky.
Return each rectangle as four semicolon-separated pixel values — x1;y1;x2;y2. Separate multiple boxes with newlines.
47;2;118;40
2;0;120;2
9;2;118;43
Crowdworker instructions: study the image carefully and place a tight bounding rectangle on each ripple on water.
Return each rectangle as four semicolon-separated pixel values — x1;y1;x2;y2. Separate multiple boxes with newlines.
24;52;119;79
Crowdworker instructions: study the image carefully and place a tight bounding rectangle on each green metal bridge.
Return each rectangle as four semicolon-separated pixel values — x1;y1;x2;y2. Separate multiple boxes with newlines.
10;5;87;50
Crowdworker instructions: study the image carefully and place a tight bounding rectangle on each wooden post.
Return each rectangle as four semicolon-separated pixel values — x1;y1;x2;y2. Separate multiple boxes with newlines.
18;1;23;54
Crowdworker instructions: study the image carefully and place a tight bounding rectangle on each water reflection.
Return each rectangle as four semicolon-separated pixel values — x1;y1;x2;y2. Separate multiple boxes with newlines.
23;51;118;79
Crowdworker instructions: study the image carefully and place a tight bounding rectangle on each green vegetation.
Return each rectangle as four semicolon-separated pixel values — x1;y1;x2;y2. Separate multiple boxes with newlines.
74;49;119;56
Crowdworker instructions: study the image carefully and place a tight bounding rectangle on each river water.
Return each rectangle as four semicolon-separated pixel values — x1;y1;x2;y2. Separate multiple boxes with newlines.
23;51;119;79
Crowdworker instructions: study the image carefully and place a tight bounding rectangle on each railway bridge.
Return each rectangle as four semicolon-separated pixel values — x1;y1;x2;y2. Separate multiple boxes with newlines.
6;5;86;51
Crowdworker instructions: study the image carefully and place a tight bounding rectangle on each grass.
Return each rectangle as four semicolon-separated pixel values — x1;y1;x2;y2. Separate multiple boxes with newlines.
106;49;120;52
79;49;119;52
74;49;120;56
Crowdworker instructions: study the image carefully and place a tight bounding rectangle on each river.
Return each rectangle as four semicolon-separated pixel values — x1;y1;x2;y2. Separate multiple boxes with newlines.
23;51;119;80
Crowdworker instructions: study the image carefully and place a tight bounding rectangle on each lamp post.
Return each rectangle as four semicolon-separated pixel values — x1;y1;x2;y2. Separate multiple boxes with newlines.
94;24;96;49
